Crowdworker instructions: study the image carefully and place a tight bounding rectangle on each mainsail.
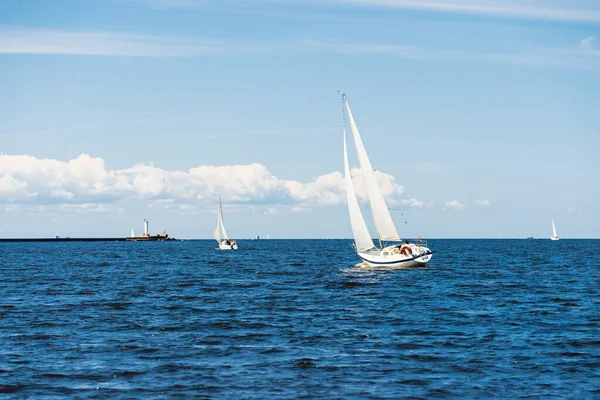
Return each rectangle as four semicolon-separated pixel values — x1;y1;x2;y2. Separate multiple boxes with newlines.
344;95;400;243
344;128;376;252
214;198;229;242
552;220;558;238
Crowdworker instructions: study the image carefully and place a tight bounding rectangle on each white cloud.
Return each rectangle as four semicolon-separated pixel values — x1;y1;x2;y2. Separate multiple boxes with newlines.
1;24;597;70
59;203;127;214
291;206;313;213
132;0;600;22
474;199;491;207
400;198;425;209
0;173;27;198
580;36;595;51
0;154;408;209
327;0;600;22
4;204;20;212
0;25;241;57
264;207;279;216
444;200;465;211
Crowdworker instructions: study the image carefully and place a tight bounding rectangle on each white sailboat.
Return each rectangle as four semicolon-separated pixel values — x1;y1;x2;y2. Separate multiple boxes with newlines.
342;94;432;267
550;219;559;241
215;197;238;250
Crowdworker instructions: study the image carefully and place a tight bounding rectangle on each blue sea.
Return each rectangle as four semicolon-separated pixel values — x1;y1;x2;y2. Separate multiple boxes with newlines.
1;239;599;399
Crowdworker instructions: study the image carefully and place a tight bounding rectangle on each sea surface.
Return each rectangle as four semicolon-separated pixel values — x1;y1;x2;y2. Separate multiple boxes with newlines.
1;239;599;399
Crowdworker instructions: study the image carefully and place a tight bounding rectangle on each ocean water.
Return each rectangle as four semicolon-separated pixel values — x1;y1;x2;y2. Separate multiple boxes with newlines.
1;239;599;399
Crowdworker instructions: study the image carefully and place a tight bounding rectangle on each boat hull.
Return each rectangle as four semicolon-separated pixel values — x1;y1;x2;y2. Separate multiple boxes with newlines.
217;241;238;250
357;245;432;268
550;237;559;241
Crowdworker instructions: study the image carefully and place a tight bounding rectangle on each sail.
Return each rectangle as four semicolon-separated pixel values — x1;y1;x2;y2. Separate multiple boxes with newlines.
344;96;400;242
130;228;134;237
344;128;376;252
214;198;229;242
552;220;557;237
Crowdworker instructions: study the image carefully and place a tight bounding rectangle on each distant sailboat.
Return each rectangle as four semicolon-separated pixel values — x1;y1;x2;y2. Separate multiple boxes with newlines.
215;197;238;250
342;94;432;267
550;220;559;241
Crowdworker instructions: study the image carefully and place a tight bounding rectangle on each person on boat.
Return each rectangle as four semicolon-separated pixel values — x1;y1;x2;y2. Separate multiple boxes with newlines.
399;240;412;256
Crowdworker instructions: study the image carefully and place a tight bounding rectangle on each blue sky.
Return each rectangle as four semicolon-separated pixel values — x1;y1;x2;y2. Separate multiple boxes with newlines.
0;0;599;239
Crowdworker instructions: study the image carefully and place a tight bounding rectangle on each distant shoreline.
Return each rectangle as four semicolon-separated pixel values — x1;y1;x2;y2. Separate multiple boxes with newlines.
0;237;595;242
0;238;128;242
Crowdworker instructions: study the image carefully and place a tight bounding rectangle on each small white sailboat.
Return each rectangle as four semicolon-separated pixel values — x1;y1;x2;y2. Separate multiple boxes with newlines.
215;197;238;250
342;94;432;267
550;219;559;241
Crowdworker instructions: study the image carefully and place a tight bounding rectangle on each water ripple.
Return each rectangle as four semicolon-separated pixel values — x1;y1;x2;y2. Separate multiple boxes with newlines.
0;239;598;398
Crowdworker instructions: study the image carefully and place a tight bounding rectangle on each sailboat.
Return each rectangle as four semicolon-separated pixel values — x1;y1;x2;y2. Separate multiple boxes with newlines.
215;197;238;250
550;219;559;241
342;94;432;267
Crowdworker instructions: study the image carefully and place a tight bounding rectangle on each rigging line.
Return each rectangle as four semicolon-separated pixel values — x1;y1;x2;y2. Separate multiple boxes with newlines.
340;91;347;133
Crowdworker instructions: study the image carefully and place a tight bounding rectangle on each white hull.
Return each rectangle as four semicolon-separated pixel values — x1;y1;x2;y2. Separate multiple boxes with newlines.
550;237;559;241
357;244;432;268
217;241;238;250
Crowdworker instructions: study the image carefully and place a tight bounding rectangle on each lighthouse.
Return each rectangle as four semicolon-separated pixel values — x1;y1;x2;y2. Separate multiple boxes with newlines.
126;218;170;241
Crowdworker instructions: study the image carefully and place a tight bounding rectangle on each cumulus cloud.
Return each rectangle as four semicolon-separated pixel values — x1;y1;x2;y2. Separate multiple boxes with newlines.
0;174;27;198
474;199;491;207
0;154;409;209
400;198;425;209
444;200;465;211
